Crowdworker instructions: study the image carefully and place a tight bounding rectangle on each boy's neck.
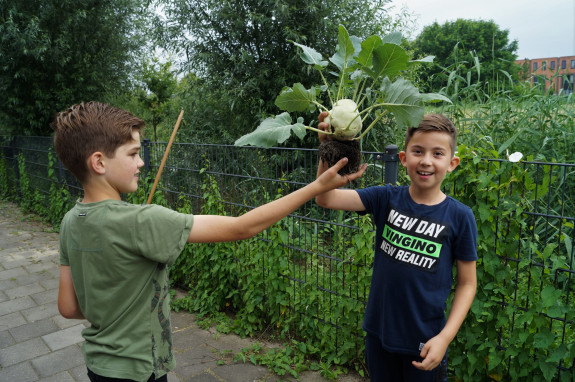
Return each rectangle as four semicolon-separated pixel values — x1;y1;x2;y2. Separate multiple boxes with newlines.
408;186;446;206
81;183;122;204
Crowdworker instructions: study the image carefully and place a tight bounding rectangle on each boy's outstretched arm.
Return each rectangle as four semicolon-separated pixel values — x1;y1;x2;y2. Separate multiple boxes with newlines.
413;259;477;371
187;157;366;243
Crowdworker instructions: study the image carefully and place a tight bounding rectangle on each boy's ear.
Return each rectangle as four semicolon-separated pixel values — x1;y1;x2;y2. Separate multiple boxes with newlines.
447;156;460;172
88;152;106;175
398;151;407;168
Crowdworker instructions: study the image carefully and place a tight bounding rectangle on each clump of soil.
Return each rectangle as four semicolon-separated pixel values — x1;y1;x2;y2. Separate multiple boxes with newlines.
318;139;362;176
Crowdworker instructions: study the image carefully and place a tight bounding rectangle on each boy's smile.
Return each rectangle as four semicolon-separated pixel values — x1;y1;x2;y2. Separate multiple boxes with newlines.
399;130;459;204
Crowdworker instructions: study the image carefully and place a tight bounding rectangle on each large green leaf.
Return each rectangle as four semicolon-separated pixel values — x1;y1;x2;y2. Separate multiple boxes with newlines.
356;35;382;68
378;77;424;129
234;113;306;148
420;93;452;104
292;42;328;69
370;43;409;80
381;31;402;45
274;83;316;112
330;25;355;70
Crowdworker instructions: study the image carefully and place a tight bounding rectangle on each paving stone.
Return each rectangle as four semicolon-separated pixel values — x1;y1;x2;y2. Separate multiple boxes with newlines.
212;363;270;381
0;329;15;348
42;323;84;351
0;311;27;331
69;365;91;382
38;371;77;382
21;301;59;322
0;361;39;382
0;278;18;290
0;337;50;366
167;372;182;382
0;257;31;270
51;314;88;330
27;261;58;274
31;288;58;305
0;267;29;281
5;282;45;299
39;278;59;291
10;318;58;342
31;345;85;378
15;271;54;287
0;295;36;316
186;371;221;381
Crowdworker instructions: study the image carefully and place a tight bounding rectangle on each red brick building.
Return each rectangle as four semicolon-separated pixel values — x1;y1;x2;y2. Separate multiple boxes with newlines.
515;56;575;95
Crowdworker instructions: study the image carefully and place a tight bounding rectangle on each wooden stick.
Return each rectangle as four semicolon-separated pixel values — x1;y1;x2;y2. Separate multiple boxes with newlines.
146;110;184;204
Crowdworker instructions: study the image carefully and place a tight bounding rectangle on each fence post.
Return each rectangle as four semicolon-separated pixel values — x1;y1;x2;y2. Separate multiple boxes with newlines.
142;138;151;178
383;144;399;185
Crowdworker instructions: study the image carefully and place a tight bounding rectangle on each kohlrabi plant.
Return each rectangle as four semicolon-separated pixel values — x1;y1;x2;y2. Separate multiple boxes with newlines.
235;25;450;174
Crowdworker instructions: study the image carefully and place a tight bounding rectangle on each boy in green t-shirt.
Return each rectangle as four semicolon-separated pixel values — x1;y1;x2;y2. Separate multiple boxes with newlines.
54;101;366;382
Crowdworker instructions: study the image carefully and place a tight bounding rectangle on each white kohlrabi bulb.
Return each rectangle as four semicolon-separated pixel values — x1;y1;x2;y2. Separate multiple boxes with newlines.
324;99;362;141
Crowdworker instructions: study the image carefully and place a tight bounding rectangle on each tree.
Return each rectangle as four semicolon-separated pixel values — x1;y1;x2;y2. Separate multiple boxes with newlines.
137;58;178;141
410;19;519;94
156;0;396;144
0;0;153;135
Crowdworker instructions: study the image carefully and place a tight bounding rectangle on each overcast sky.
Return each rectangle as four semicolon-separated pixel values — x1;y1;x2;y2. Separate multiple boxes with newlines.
387;0;575;59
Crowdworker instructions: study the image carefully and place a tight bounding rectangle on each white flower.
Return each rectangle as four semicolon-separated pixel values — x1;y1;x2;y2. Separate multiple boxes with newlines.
507;151;523;163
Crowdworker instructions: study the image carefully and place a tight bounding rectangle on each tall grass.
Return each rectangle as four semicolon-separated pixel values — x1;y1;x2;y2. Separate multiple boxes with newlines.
424;51;574;164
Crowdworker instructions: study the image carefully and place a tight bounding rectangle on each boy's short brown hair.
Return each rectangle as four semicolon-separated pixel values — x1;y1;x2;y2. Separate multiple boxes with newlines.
52;101;145;183
404;114;458;156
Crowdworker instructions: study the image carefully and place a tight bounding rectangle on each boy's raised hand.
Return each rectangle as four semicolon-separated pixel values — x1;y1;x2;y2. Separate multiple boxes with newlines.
316;157;366;190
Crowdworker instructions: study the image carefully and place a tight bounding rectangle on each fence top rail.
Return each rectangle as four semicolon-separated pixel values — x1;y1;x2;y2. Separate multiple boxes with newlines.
3;136;574;167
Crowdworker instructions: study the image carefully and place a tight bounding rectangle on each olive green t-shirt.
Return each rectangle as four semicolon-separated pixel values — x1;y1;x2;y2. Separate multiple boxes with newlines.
59;199;194;381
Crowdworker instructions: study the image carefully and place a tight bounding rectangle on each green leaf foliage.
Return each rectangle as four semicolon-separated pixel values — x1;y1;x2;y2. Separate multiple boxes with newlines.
0;0;153;135
377;77;424;129
274;84;318;113
234;113;306;148
235;25;447;148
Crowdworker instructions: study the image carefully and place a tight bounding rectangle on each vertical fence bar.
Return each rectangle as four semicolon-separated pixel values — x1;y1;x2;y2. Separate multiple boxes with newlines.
384;144;398;185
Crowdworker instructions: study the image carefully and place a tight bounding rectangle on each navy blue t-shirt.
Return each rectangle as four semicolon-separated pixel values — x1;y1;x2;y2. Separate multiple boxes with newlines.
357;185;477;356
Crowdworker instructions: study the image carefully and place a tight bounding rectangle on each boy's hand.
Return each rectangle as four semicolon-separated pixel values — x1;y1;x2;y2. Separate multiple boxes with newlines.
317;157;366;190
412;334;449;371
318;111;332;144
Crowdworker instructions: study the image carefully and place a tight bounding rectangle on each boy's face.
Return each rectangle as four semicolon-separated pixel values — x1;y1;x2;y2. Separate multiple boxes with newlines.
399;130;459;194
104;130;144;194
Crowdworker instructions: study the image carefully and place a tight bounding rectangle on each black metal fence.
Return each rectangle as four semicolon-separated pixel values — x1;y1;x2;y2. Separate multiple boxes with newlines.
1;135;574;380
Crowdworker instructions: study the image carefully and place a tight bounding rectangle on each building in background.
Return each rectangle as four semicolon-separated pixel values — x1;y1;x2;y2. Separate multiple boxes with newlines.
515;56;575;95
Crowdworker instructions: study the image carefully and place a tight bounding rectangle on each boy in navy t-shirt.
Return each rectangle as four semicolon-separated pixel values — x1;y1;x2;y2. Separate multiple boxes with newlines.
315;113;477;381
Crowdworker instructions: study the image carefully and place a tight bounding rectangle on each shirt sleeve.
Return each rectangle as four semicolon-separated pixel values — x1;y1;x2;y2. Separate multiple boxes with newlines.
453;204;478;261
133;204;194;265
